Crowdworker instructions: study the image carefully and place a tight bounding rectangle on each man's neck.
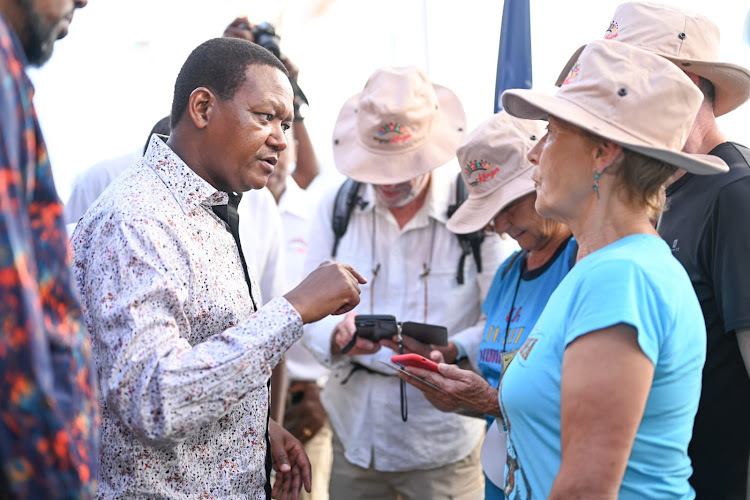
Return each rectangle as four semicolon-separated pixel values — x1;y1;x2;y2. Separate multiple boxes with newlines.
388;181;431;229
0;1;28;58
166;132;219;192
269;183;286;204
683;105;726;155
664;169;688;188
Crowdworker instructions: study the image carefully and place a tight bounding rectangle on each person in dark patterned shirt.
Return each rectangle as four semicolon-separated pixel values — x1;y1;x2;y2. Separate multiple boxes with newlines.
0;0;98;498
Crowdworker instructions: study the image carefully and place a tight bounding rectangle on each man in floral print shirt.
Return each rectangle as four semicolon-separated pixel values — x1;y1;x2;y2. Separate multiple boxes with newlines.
72;38;364;500
0;0;98;499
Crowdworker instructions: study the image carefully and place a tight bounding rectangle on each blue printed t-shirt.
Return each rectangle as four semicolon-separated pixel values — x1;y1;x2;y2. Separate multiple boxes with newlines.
479;236;576;401
499;234;705;500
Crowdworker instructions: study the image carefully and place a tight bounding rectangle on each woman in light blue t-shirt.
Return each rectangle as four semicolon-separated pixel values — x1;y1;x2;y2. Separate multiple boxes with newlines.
495;40;728;499
395;111;574;500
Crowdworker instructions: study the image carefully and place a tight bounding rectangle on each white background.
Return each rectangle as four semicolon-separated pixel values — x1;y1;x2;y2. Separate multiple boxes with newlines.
27;0;750;202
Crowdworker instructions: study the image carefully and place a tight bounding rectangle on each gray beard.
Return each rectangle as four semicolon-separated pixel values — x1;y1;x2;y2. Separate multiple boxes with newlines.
19;0;59;66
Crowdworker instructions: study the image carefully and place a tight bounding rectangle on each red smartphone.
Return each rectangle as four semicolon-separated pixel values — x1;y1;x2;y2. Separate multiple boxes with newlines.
391;353;440;373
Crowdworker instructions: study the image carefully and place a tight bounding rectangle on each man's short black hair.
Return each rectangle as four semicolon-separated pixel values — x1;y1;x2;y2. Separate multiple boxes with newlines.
698;76;716;110
170;37;288;129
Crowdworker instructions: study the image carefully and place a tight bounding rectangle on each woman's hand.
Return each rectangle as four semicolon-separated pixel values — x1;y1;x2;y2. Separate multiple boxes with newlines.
380;336;459;364
396;352;501;416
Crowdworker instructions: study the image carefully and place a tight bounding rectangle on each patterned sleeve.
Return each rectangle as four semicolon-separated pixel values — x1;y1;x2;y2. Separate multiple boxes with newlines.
0;30;98;499
78;216;302;447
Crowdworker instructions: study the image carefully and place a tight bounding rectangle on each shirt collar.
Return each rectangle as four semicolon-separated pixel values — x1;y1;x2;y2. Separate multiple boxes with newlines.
144;134;228;213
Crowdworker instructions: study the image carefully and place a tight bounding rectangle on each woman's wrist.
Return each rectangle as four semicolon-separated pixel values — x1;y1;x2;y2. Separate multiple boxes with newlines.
482;386;502;417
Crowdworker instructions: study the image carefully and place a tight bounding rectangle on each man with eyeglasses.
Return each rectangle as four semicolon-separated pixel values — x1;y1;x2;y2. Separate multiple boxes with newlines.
301;66;511;500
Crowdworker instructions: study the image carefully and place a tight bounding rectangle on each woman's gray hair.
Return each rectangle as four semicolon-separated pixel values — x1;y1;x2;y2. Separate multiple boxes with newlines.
609;149;677;220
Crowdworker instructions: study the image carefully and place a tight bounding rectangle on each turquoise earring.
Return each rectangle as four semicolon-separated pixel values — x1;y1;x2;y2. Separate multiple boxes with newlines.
593;171;600;201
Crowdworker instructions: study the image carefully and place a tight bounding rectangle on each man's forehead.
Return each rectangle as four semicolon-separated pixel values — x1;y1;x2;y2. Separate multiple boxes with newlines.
245;63;289;85
240;64;293;112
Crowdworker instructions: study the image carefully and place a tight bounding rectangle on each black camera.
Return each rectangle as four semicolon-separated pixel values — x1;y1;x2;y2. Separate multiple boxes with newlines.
354;315;399;342
252;22;281;59
353;315;449;346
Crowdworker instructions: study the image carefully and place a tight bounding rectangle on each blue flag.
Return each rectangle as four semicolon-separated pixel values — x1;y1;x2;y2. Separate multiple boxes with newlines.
494;0;532;112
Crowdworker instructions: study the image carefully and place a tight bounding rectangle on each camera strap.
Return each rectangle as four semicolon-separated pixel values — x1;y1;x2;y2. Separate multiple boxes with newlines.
339;317;409;421
397;324;408;422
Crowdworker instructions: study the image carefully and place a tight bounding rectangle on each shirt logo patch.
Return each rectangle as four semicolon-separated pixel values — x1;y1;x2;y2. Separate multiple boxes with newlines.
671;239;680;252
518;337;538;360
287;237;308;255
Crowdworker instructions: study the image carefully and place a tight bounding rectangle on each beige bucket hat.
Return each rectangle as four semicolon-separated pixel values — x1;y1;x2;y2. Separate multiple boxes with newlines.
555;1;750;117
332;66;467;184
503;40;728;176
446;112;545;235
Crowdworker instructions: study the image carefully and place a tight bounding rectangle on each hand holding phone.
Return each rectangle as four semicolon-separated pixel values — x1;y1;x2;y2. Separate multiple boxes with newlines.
377;360;446;394
391;353;440;373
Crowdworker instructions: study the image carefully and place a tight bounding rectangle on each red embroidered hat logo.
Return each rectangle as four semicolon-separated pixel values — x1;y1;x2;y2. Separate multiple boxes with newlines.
464;160;500;186
604;21;619;40
373;122;412;145
561;62;580;86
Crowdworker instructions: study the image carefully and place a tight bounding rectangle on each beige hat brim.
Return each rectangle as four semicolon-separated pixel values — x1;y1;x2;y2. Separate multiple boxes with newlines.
502;89;728;175
332;84;466;184
446;173;536;234
676;59;750;117
555;45;750;117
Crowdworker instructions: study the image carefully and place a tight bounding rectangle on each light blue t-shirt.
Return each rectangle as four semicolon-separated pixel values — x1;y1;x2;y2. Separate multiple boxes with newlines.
480;237;576;500
479;236;577;412
499;234;705;500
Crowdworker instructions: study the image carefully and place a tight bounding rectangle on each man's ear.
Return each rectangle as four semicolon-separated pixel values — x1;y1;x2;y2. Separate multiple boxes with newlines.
187;87;214;129
593;140;623;174
684;71;701;87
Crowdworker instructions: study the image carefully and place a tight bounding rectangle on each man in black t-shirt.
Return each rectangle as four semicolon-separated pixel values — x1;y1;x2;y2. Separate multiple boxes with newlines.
659;142;750;500
560;3;750;498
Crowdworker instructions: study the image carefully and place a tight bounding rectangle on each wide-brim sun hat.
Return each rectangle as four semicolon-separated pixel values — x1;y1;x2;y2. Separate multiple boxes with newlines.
503;39;728;176
446;112;545;235
554;1;750;117
332;66;467;184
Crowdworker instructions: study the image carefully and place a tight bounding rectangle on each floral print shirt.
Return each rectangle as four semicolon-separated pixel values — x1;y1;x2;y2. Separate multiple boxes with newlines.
72;136;303;499
0;12;99;499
